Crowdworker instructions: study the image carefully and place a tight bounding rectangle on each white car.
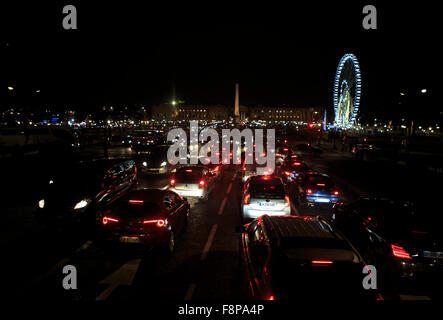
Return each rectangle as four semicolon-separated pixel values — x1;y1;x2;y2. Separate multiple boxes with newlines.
169;165;216;200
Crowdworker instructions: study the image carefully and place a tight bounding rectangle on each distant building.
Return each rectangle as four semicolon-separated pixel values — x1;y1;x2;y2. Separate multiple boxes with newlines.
248;105;323;123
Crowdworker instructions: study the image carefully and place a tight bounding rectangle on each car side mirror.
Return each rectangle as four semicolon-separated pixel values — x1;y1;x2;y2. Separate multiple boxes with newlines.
235;225;246;233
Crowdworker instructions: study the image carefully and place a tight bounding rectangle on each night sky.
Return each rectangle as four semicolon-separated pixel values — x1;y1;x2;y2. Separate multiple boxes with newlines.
1;2;441;124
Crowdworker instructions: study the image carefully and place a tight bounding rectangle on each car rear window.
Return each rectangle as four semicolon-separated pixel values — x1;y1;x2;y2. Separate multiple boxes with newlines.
116;202;162;218
305;176;334;188
250;183;285;199
175;169;203;182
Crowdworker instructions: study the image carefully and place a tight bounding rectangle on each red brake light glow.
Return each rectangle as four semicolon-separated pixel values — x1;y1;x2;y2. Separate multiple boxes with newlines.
102;216;119;225
333;190;339;195
129;200;144;204
186;169;192;172
199;179;205;187
284;171;291;176
306;189;312;194
170;179;176;186
312;260;333;265
391;244;412;259
214;166;220;172
244;194;250;205
143;219;166;227
285;196;290;207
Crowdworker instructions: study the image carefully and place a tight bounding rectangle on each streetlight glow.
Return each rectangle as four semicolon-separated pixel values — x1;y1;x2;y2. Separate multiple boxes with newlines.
8;86;14;91
421;88;427;93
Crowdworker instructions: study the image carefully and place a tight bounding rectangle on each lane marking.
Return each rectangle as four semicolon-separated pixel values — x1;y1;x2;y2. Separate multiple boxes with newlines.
32;257;71;285
184;283;197;300
218;197;228;215
201;224;218;261
32;239;93;286
226;182;232;194
96;258;142;300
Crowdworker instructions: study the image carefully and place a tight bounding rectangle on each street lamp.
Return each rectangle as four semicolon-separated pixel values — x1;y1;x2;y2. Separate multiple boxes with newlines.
8;86;14;91
421;89;427;94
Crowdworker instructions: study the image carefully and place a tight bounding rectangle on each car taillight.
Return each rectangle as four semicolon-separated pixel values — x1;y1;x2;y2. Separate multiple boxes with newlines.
266;295;275;300
102;217;119;225
306;189;312;194
284;171;291;176
170;178;176;186
244;194;250;205
199;179;205;188
214;166;219;172
276;153;282;157
333;190;339;196
285;196;290;207
391;244;412;259
143;219;166;227
311;260;333;266
243;166;246;171
129;199;144;204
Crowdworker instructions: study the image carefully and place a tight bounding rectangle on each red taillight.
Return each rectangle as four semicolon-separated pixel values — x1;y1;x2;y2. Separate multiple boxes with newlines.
285;196;290;207
244;194;250;205
333;190;339;196
214;166;219;172
102;216;119;225
199;179;205;187
267;295;275;300
284;171;291;176
312;260;333;266
391;244;412;259
129;199;144;204
306;189;312;194
186;169;192;172
143;219;166;227
170;178;176;186
276;153;282;157
243;166;246;171
283;148;288;151
294;162;301;166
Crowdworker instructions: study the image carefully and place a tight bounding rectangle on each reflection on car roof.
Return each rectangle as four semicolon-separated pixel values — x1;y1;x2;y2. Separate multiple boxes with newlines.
268;216;334;239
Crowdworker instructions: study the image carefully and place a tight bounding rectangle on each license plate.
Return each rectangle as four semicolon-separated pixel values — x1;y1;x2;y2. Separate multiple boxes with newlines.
258;202;275;207
119;236;140;243
423;251;443;259
315;198;330;203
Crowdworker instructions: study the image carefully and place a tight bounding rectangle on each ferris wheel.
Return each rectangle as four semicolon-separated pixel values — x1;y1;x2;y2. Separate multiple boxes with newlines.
333;54;361;128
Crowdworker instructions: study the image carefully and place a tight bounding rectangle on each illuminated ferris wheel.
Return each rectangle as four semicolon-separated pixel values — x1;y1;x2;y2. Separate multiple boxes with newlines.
333;54;361;128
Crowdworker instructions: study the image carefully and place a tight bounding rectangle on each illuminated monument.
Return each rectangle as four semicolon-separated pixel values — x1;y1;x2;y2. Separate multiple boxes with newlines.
333;54;361;128
234;82;240;122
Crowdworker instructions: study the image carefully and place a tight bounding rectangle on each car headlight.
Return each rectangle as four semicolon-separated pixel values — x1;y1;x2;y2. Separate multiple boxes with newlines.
73;200;89;210
142;161;147;167
160;161;167;167
38;199;45;209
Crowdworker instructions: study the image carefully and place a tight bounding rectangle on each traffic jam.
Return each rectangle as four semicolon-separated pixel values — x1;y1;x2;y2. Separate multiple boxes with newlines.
27;126;443;302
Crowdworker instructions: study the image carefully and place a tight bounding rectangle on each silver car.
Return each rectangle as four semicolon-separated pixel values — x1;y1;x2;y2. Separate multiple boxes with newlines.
169;165;216;200
241;176;291;221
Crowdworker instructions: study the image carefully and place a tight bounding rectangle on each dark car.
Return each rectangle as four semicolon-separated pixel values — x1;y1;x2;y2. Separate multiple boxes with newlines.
236;215;377;300
140;145;175;174
279;160;311;183
99;189;189;252
332;198;443;285
295;172;340;207
36;158;137;227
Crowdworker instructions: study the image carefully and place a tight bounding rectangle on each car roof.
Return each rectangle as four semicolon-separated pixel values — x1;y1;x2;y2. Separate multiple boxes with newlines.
124;188;170;203
264;216;335;240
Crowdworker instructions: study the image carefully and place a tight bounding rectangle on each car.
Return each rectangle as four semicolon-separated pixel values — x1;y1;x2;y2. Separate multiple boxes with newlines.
36;158;137;228
169;165;216;200
99;189;189;252
275;146;294;165
332;198;443;285
295;172;340;207
241;163;258;183
235;215;377;300
140;144;175;174
279;160;311;183
241;176;291;221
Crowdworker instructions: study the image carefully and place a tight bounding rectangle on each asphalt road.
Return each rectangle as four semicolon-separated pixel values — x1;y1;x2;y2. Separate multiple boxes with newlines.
1;143;441;301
